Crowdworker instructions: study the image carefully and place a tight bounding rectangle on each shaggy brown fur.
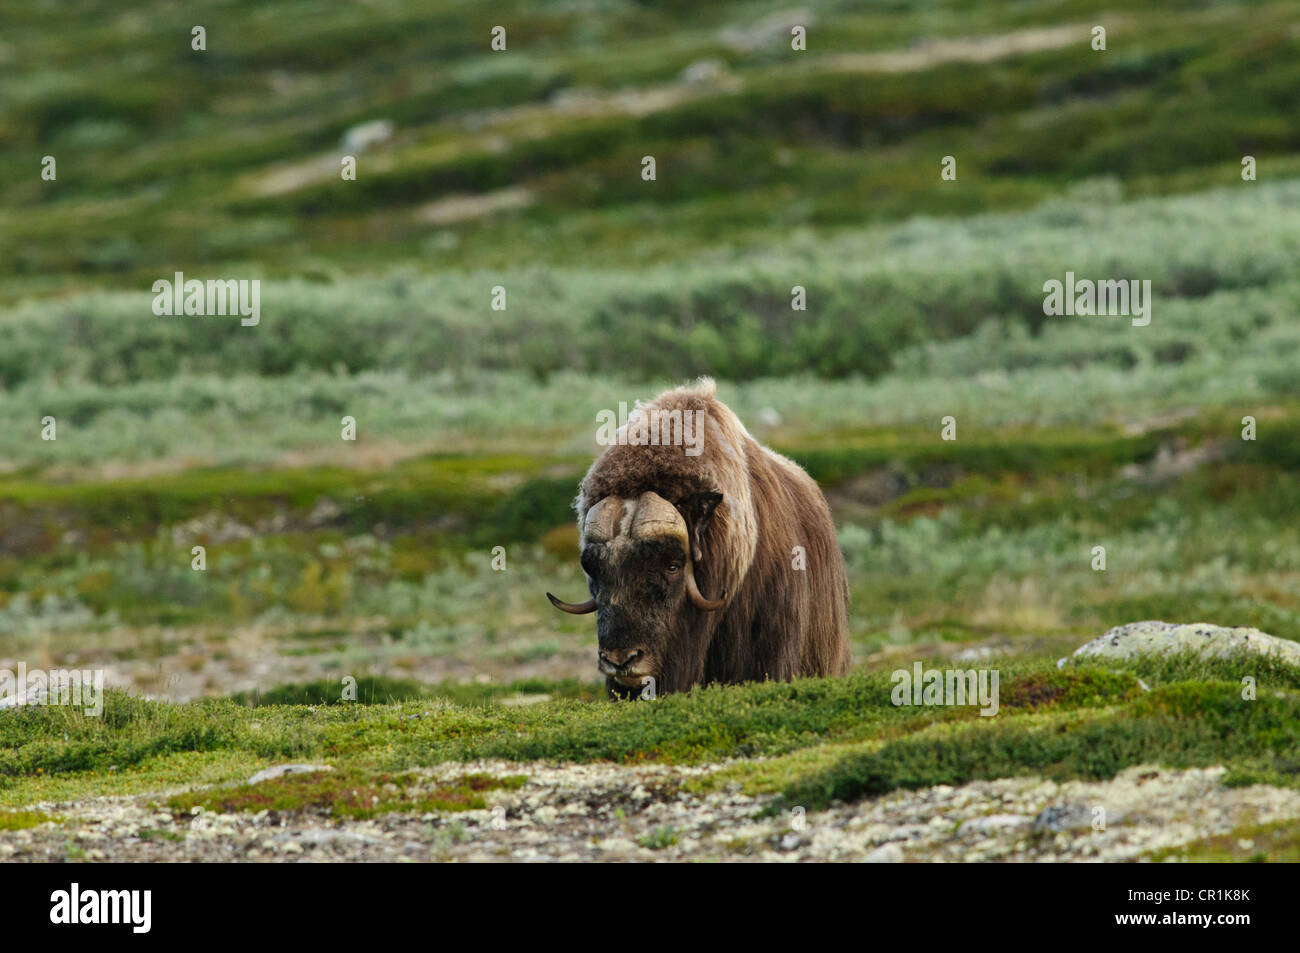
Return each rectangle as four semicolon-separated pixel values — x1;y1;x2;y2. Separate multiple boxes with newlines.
571;378;850;694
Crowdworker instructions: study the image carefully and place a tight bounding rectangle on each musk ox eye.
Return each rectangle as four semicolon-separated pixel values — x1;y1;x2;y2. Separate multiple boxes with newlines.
665;562;681;575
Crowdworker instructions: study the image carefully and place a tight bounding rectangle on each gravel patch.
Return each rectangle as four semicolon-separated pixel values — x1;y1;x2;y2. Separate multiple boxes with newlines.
3;762;1297;863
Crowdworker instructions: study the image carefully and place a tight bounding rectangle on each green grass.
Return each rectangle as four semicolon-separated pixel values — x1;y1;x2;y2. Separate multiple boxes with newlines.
136;827;185;842
168;769;526;820
230;675;604;707
0;809;61;831
775;681;1300;811
3;0;1300;860
6;1;1300;300
638;826;680;850
3;404;1297;673
1145;819;1300;862
8;181;1300;396
2;653;1297;813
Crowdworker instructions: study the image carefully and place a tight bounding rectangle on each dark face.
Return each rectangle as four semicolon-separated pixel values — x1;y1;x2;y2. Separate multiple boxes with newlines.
545;490;726;697
582;536;691;689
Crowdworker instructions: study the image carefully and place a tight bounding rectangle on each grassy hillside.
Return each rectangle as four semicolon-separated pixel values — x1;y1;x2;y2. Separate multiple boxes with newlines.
2;0;1299;860
5;0;1300;300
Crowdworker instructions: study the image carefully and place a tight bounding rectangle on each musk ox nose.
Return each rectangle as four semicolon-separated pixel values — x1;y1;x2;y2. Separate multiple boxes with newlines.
598;647;644;669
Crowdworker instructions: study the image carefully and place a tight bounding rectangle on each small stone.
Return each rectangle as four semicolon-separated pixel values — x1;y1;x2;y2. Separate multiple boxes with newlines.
958;814;1032;836
340;119;393;154
1033;803;1094;832
863;843;904;863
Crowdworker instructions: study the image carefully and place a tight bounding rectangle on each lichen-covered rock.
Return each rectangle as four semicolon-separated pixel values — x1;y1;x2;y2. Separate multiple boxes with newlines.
1071;621;1300;666
1033;803;1094;832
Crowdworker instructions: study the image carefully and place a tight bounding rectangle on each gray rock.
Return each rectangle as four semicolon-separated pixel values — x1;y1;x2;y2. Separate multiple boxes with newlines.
719;9;813;52
1033;803;1094;832
1071;621;1300;666
863;842;904;863
279;828;380;847
958;814;1032;836
340;119;393;154
678;59;727;86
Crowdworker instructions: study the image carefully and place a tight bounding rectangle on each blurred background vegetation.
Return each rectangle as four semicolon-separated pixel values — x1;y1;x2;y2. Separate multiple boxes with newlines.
1;0;1298;702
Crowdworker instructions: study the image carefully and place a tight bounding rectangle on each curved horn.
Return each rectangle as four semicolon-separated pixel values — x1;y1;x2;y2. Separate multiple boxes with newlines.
547;592;597;614
629;492;725;610
683;557;726;611
583;496;624;544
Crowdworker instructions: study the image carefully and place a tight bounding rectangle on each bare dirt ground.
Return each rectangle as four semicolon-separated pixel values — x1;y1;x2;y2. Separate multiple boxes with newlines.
4;761;1294;863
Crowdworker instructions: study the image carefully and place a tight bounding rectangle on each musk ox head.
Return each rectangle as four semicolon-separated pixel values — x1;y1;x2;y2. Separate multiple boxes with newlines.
546;378;765;697
547;490;726;692
548;378;852;696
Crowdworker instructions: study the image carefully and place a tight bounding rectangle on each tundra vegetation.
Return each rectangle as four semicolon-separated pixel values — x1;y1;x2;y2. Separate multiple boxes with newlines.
1;0;1299;859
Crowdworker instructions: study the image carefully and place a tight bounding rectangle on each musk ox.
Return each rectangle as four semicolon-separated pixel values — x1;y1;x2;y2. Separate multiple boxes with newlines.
547;378;851;697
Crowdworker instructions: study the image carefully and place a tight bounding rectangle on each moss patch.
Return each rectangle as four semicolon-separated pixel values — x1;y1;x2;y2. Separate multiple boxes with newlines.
0;809;61;831
1145;818;1300;863
776;682;1300;811
168;769;526;820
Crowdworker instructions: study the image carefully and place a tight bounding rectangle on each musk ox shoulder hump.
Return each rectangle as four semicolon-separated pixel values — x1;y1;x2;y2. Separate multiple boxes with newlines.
578;378;749;512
